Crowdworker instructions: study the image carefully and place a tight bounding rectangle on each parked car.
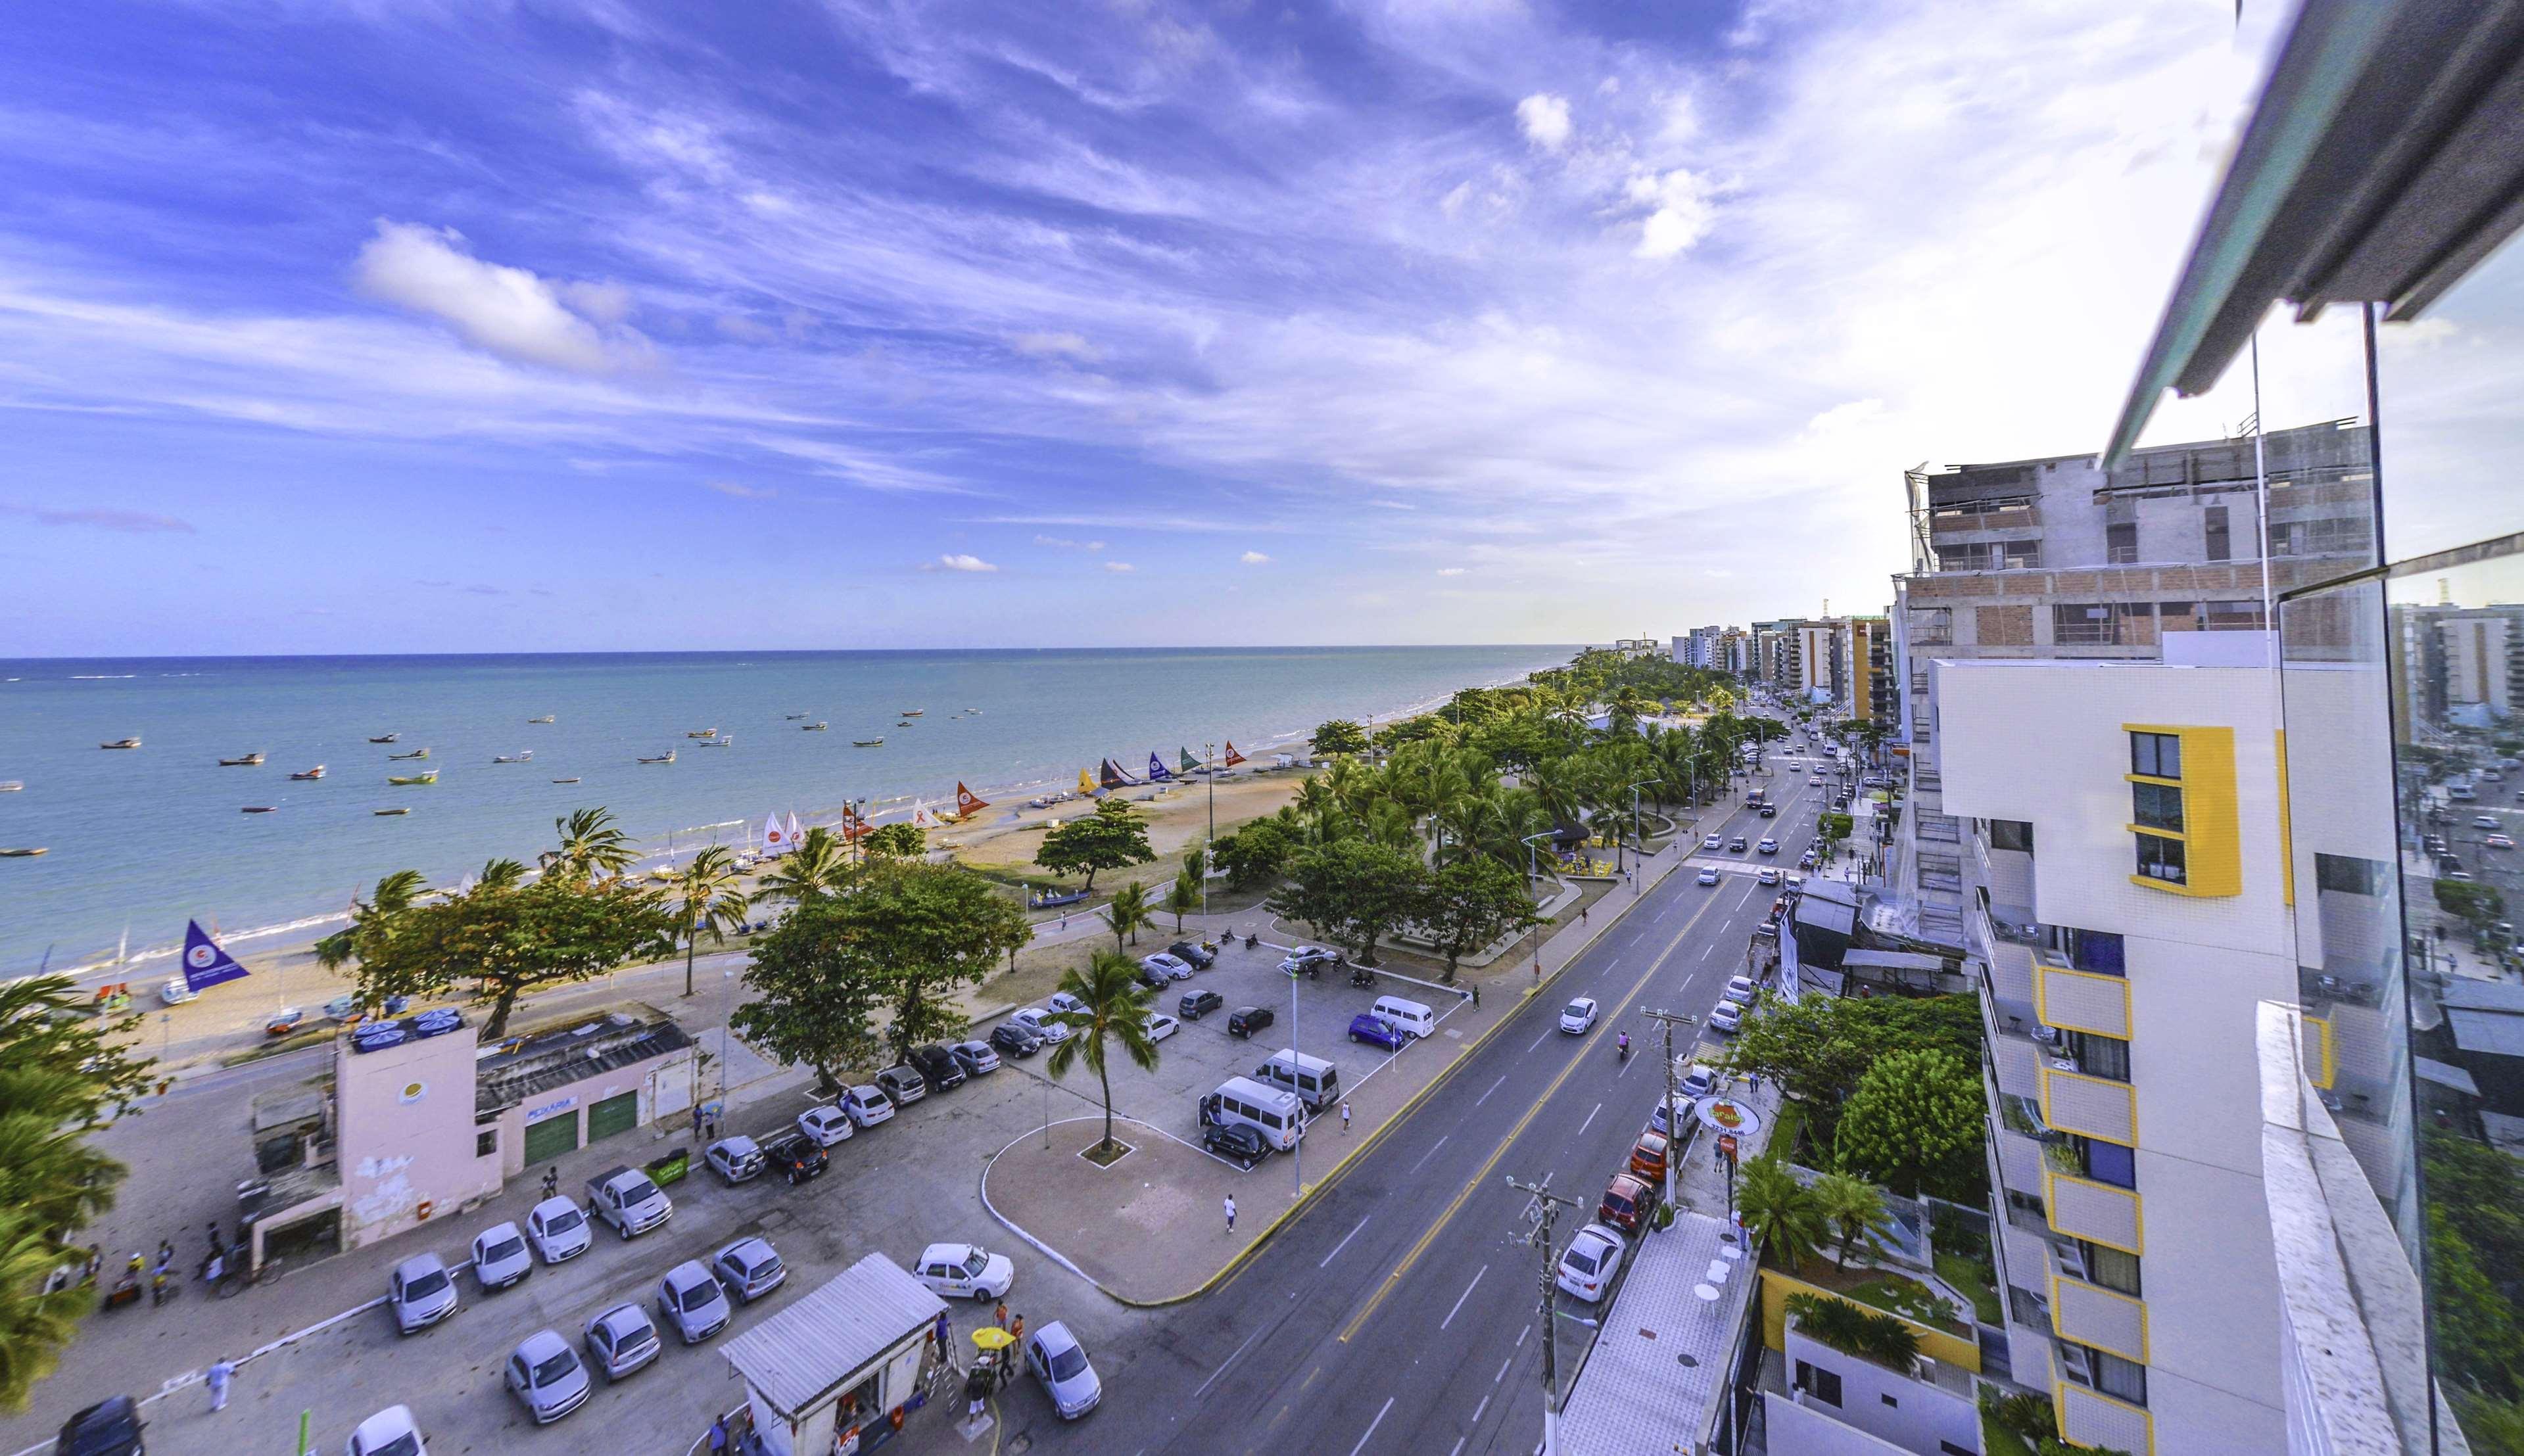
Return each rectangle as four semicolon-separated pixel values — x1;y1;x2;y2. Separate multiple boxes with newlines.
1011;1008;1072;1043
1277;945;1342;976
840;1085;897;1127
470;1222;533;1292
1179;988;1225;1020
582;1303;661;1383
1141;952;1194;981
1708;1000;1744;1035
1136;960;1175;992
705;1135;766;1185
713;1236;788;1304
1026;1320;1103;1420
1680;1062;1721;1098
909;1045;968;1092
913;1242;1014;1301
503;1330;591;1424
1204;1121;1270;1167
346;1404;426;1456
584;1166;673;1240
1598;1173;1662;1234
655;1261;732;1344
950;1039;1003;1076
57;1397;145;1456
1629;1131;1669;1183
1047;991;1090;1017
1696;866;1721;886
798;1103;857;1147
989;1022;1045;1058
1725;975;1757;1003
1348;1013;1406;1051
389;1253;459;1334
1556;1223;1627;1303
763;1132;827;1184
1227;1006;1274;1038
1560;997;1599;1034
526;1197;591;1264
1701;834;1723;850
875;1065;928;1107
1166;939;1216;970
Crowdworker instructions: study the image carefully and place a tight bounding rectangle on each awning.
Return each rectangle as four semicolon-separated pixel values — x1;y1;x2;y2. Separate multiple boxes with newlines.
2106;0;2524;463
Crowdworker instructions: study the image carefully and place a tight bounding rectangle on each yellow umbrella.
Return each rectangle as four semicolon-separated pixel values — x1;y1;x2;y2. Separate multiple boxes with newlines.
971;1327;1014;1351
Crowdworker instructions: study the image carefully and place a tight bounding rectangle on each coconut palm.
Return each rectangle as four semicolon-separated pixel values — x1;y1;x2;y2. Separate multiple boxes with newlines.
1106;880;1156;950
1166;868;1202;931
757;826;848;904
550;807;636;881
314;868;430;972
1811;1171;1893;1269
1737;1156;1828;1273
1043;949;1160;1158
475;857;528;892
670;845;752;997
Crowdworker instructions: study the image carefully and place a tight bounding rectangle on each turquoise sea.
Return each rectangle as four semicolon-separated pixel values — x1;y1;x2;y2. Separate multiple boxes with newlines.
0;646;1573;975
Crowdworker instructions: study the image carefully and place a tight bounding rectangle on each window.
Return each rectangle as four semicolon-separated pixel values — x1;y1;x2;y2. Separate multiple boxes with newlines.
1909;607;1953;646
2204;504;2231;561
2107;521;2138;563
2053;603;2115;646
2269;516;2373;557
2080;1241;2143;1296
1990;818;2034;852
1794;1361;1844;1407
1880;1393;1900;1407
2203;599;2268;631
2131;781;2184;832
2157;599;2201;632
2130;732;2181;779
2068;1031;2131;1083
2088;1347;2149;1405
1917;851;1963;893
2078;1136;2136;1188
2063;928;2125;975
476;1129;498;1158
2134;833;2187;885
2316;853;2387;896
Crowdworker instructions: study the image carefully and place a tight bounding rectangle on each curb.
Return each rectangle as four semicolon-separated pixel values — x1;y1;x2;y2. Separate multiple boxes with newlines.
1101;849;1685;1309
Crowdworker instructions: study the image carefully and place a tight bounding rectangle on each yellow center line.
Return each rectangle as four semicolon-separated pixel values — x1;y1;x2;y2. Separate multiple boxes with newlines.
1336;881;1738;1344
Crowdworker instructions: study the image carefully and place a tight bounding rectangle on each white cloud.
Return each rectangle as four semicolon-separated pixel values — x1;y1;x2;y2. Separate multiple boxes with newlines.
1629;169;1715;259
1239;550;1271;564
705;480;775;499
1515;93;1572;151
351;221;648;374
1436;567;1467;576
1034;534;1107;550
928;553;997;573
1804;398;1886;435
1011;331;1101;360
1102;561;1135;573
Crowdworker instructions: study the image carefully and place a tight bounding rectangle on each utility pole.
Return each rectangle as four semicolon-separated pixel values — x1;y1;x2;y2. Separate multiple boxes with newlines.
1202;741;1217;924
1506;1172;1583;1456
1638;1006;1697;1205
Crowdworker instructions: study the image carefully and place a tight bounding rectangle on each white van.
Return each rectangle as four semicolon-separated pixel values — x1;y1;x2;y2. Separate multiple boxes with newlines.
1254;1050;1341;1112
1371;996;1437;1040
1202;1075;1305;1151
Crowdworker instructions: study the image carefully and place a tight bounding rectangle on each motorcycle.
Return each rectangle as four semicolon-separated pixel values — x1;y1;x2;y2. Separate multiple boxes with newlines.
1348;966;1375;989
1245;933;1259;949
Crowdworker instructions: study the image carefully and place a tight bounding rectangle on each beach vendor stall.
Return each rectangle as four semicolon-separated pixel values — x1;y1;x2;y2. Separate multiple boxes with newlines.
719;1254;947;1455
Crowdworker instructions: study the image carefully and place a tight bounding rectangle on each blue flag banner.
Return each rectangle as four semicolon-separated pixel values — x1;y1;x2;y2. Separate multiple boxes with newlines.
180;920;250;993
1147;752;1172;782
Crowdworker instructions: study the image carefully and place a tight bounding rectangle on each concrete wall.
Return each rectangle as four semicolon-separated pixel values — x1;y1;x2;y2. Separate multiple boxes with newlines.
1763;1392;1918;1455
1784;1328;1982;1456
491;1043;698;1180
335;1027;502;1250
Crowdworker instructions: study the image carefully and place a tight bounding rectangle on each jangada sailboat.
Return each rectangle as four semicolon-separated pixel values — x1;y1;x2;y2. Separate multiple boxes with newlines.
219;752;266;767
389;747;429;761
493;751;533;763
638;750;677;764
368;733;399;743
289;766;325;780
387;770;439;786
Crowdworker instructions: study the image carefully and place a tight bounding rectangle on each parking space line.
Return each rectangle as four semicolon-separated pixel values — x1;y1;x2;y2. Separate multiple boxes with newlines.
1348;1396;1396;1456
1440;1264;1487;1330
1407;1135;1449;1175
1319;1214;1372;1269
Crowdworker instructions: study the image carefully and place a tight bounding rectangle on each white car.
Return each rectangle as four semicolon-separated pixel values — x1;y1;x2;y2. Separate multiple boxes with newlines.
1047;990;1089;1016
1556;1223;1627;1303
1560;998;1600;1034
840;1085;896;1127
798;1104;857;1146
1143;1012;1179;1042
655;1261;733;1344
705;1135;766;1184
1708;1000;1744;1035
1702;834;1723;850
913;1242;1015;1301
389;1253;458;1335
1011;1007;1073;1043
504;1330;590;1424
346;1405;426;1456
1140;953;1194;981
583;1303;661;1384
470;1221;533;1292
1680;1062;1721;1098
1696;866;1721;885
713;1236;788;1304
1725;975;1757;1004
2474;814;2502;830
950;1040;1002;1075
526;1197;591;1264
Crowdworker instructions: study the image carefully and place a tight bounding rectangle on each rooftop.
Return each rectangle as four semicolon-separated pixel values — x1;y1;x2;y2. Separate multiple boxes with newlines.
720;1254;945;1418
474;1003;694;1114
1558;1209;1759;1455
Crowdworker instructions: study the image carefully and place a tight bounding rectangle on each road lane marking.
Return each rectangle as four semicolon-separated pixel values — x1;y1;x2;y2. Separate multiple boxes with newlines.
1527;1029;1552;1052
1319;1214;1372;1269
1407;1135;1450;1175
1496;1354;1514;1382
1348;1396;1396;1456
1338;886;1732;1344
1473;1073;1507;1108
1517;1322;1532;1347
1450;1440;1467;1456
1473;1392;1492;1424
1579;1102;1601;1135
1194;1320;1275;1399
1439;1265;1488;1330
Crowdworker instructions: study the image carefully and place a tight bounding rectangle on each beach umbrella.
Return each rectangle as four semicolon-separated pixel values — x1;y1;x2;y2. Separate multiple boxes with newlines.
971;1327;1015;1351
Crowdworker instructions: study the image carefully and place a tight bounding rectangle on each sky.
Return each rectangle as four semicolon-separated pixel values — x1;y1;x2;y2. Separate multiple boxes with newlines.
0;0;2381;655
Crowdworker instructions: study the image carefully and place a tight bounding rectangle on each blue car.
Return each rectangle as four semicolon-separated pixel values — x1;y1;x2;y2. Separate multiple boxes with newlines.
1347;1013;1407;1052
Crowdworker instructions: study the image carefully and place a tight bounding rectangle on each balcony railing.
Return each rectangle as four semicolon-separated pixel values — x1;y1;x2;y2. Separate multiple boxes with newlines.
2057;1380;2155;1455
2051;1271;2149;1363
2044;1167;2143;1254
2040;1066;2137;1146
2036;960;2132;1041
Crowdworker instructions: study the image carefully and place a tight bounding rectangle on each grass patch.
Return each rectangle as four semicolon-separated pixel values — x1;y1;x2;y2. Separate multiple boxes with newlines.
1767;1097;1809;1163
1843;1271;1968;1333
1936;1248;2003;1326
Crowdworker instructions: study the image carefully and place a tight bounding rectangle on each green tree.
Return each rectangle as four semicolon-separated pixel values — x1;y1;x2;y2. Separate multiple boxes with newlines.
1737;1156;1827;1273
1783;1293;1922;1367
0;976;158;1412
758;826;851;905
1416;856;1540;984
549;806;637;880
1044;950;1161;1158
314;868;431;972
1269;839;1427;966
1166;864;1202;932
346;875;678;1038
731;902;888;1094
1834;1048;1985;1200
1035;798;1156;893
1213;811;1305;890
670;845;751;997
2437;879;2507;933
864;822;926;859
1106;880;1156;950
1811;1171;1892;1269
870;861;1033;1066
1312;718;1370;756
475;857;529;891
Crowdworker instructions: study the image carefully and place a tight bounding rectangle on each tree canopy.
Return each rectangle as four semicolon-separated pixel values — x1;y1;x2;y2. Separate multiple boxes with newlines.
1416;856;1540;983
1311;718;1371;756
864;822;927;859
1833;1048;1985;1200
348;874;678;1038
1270;838;1425;966
1035;798;1156;893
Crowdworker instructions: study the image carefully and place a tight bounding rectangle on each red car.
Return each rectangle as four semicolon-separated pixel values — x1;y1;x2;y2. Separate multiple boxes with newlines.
1599;1173;1662;1234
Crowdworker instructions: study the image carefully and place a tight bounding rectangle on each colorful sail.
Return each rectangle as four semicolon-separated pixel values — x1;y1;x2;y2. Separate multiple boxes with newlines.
179;919;250;994
1147;752;1172;782
786;812;803;848
763;812;786;851
1180;748;1201;774
1222;741;1247;767
955;782;989;817
1078;768;1098;795
1100;758;1139;788
913;802;942;830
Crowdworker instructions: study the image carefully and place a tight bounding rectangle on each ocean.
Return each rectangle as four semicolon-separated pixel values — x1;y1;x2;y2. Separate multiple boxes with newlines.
0;646;1573;975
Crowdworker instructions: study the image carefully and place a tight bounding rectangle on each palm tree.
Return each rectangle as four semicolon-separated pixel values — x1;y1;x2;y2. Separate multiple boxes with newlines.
757;827;848;904
1166;869;1202;932
314;868;430;972
550;807;636;881
1106;880;1155;950
670;845;751;997
1737;1156;1827;1273
1811;1171;1892;1269
475;857;528;891
1043;949;1160;1158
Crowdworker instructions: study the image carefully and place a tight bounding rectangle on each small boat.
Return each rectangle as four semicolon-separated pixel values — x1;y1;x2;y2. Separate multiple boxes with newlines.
493;751;533;763
373;808;410;816
896;720;914;728
0;781;22;792
698;737;732;748
853;738;884;747
638;751;677;764
289;766;325;780
686;728;721;739
528;715;555;724
784;713;807;720
219;752;266;767
901;709;924;716
369;734;400;744
100;738;141;750
550;777;581;784
387;770;439;786
801;722;828;732
389;747;429;761
0;847;46;858
241;806;277;814
966;708;982;714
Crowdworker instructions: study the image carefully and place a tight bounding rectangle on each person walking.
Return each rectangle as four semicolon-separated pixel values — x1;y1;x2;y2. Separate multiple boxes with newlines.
1007;1314;1024;1351
707;1413;730;1454
206;1356;235;1412
993;1299;1008;1331
1224;1195;1237;1234
1471;984;1480;1008
1340;1101;1351;1135
540;1165;559;1202
933;1309;951;1351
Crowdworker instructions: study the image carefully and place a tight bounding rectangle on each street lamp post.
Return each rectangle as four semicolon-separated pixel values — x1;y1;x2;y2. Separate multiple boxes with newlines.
1640;1006;1696;1204
1521;830;1556;979
1624;779;1661;887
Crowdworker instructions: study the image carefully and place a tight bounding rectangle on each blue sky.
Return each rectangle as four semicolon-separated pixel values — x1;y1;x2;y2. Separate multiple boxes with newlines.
0;0;2326;653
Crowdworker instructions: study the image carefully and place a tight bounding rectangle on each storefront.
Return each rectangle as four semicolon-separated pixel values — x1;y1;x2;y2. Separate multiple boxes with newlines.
719;1255;947;1456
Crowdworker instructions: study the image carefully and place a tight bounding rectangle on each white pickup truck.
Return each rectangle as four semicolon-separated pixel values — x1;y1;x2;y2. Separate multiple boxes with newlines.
584;1166;673;1240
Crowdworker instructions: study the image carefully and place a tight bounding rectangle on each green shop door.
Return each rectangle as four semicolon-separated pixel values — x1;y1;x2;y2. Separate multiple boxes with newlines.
586;1091;639;1144
523;1112;579;1165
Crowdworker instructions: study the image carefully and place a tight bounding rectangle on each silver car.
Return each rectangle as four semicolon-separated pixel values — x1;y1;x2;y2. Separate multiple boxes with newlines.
504;1329;590;1424
657;1259;732;1344
713;1236;788;1304
949;1040;1001;1076
389;1252;458;1335
526;1197;590;1264
875;1064;928;1106
583;1302;661;1382
1026;1320;1103;1420
469;1223;532;1293
704;1135;765;1185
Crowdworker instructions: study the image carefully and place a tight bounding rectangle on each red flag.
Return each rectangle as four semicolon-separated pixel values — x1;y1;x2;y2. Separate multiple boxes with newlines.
955;782;989;817
1222;741;1247;767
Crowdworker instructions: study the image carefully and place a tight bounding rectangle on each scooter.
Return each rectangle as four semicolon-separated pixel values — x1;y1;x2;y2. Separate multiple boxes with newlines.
101;1272;141;1313
1244;933;1259;949
1348;966;1375;989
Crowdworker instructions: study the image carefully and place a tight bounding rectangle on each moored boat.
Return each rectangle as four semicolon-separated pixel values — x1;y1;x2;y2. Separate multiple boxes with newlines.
241;806;276;814
686;727;720;739
219;752;266;767
802;722;828;732
901;709;924;716
528;715;555;724
0;781;22;791
784;713;807;720
492;751;533;763
369;733;399;743
387;770;439;786
289;766;325;780
1;846;47;857
853;738;884;747
698;737;732;747
389;747;429;761
638;751;677;764
550;777;581;784
373;808;410;816
100;738;141;750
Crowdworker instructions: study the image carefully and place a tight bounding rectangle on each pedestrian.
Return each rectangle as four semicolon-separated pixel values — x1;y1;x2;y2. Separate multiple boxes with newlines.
1340;1100;1351;1135
993;1299;1007;1330
1008;1314;1024;1348
541;1166;559;1201
707;1413;730;1454
1225;1194;1239;1233
204;1221;222;1258
206;1356;235;1412
156;1238;174;1273
934;1309;951;1350
82;1246;101;1286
